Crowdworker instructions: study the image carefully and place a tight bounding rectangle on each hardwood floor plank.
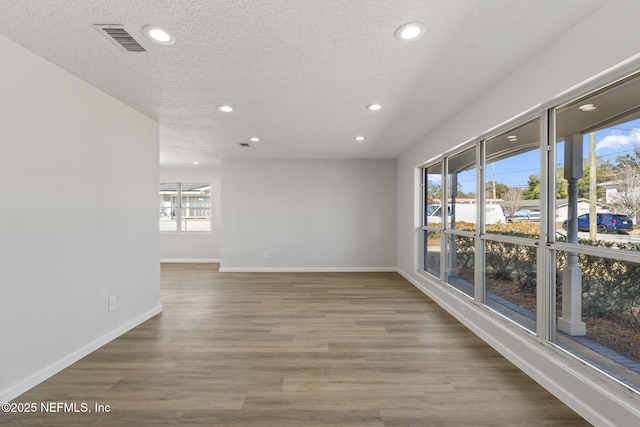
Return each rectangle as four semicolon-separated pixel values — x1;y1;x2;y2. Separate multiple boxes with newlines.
2;264;590;426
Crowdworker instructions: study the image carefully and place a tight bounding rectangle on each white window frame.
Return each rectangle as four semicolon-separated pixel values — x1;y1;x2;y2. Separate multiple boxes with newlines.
160;182;211;233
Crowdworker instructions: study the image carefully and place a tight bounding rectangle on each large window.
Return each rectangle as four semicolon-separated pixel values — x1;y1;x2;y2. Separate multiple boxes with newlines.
419;72;640;392
552;73;640;390
485;118;541;236
160;182;211;232
445;147;477;298
483;119;540;331
422;163;443;279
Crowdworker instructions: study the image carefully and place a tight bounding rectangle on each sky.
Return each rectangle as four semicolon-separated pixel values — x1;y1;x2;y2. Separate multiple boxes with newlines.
450;118;640;196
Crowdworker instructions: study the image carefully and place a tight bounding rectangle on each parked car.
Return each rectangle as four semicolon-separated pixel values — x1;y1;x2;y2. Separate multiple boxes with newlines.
528;211;540;221
513;209;531;220
509;209;540;222
561;213;633;234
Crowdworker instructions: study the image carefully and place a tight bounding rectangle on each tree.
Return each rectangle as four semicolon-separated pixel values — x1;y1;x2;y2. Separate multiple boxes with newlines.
485;181;509;199
608;165;640;219
556;159;612;200
609;149;640;220
426;179;442;204
502;187;524;218
556;169;568;199
523;175;540;200
454;181;475;198
577;159;609;200
494;182;509;199
616;145;640;169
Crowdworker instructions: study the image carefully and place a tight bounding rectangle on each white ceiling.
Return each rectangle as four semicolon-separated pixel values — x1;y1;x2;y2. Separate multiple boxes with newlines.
0;0;609;167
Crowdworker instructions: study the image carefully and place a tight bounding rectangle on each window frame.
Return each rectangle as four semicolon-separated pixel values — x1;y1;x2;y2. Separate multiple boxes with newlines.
416;69;640;395
159;182;212;233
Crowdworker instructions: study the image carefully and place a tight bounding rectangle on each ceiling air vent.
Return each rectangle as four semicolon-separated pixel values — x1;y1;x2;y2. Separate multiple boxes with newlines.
238;142;253;148
93;24;148;53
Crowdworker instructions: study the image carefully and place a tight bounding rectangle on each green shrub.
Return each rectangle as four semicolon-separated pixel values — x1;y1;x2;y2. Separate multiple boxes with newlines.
555;238;640;331
449;222;640;331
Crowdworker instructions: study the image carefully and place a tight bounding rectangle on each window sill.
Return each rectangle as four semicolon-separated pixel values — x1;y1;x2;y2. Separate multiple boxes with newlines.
160;231;212;235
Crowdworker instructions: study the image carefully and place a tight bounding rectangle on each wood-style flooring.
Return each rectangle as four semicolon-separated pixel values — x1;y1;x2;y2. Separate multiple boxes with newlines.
3;263;590;426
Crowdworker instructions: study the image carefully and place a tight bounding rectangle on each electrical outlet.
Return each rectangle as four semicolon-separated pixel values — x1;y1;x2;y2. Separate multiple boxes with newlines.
263;251;268;258
108;296;116;312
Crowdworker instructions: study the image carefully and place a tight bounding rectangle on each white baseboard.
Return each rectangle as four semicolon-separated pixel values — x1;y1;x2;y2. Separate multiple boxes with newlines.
218;266;397;273
396;268;640;427
161;259;220;263
0;304;163;404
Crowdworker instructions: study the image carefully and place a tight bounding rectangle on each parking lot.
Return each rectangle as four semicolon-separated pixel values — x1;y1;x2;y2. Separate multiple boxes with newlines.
556;228;640;244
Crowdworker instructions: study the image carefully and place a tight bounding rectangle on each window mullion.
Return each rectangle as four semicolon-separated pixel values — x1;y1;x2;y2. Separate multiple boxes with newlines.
475;141;485;303
538;110;553;340
440;158;448;283
176;182;183;232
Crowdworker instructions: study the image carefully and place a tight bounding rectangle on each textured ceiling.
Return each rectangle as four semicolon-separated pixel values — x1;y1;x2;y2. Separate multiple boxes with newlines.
0;0;609;167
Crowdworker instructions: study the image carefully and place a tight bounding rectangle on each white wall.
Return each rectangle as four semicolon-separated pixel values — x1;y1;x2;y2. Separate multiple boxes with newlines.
221;159;396;271
160;167;221;262
396;0;640;424
0;35;161;403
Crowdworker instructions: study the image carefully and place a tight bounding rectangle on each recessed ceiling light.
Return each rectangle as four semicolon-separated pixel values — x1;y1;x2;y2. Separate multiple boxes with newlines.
354;136;365;141
579;103;596;111
217;105;233;112
395;23;426;41
507;135;518;142
142;26;175;45
249;137;260;142
366;104;382;111
192;161;200;165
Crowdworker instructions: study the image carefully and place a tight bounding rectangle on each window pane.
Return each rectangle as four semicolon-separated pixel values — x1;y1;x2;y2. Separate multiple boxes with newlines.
423;230;441;278
180;207;211;231
159;182;211;232
556;74;640;248
159;183;178;231
159;207;177;231
485;241;537;332
448;148;477;229
446;234;474;298
424;163;443;226
555;250;640;392
486;119;540;236
423;163;443;277
180;182;211;232
160;182;179;192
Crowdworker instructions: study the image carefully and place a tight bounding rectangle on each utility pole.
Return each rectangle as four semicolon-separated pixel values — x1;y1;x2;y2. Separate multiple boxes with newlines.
491;163;496;201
